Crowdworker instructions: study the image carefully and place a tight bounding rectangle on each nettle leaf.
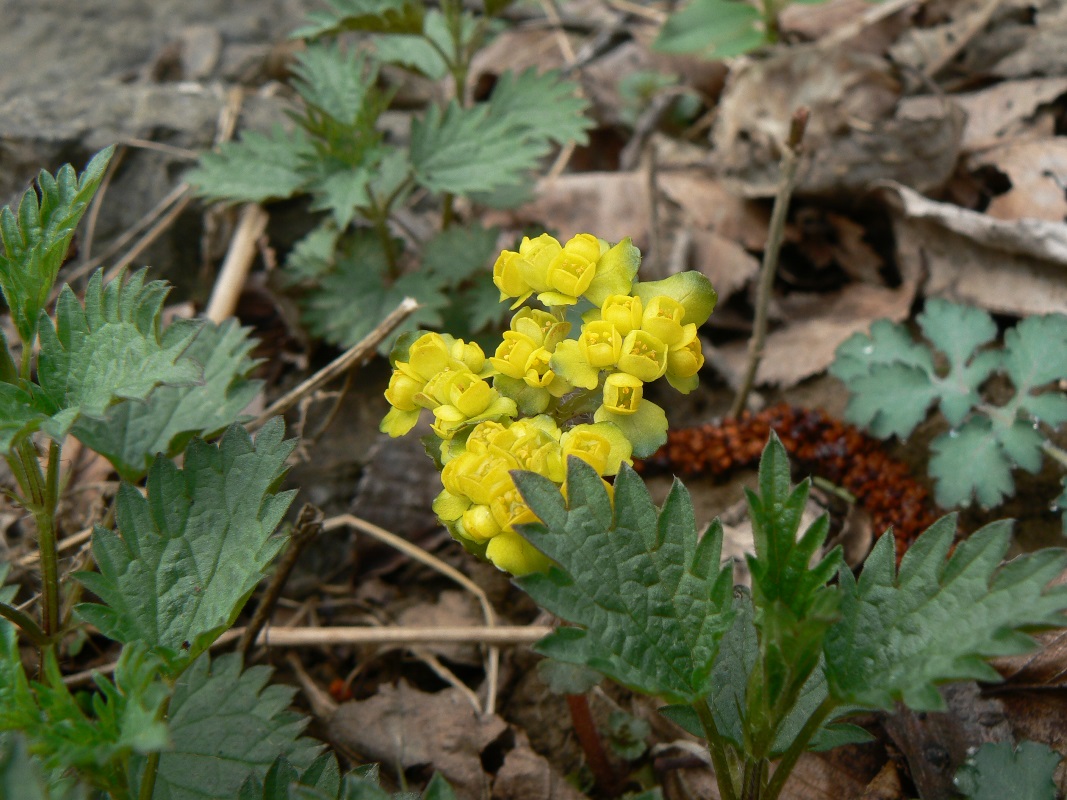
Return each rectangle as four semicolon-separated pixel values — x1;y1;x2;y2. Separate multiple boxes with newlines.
238;754;342;800
954;740;1062;800
0;735;54;800
515;458;735;704
147;653;320;800
31;269;202;447
825;514;1067;711
291;0;425;39
0;147;112;346
73;319;262;481
299;230;447;351
411;71;590;196
286;222;341;282
291;44;382;130
188;126;314;204
652;0;765;58
75;420;296;668
420;223;500;286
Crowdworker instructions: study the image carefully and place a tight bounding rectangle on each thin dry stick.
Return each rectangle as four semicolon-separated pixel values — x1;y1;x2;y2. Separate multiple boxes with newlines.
16;527;92;567
411;645;483;712
204;203;269;323
540;0;582;181
249;297;420;430
729;107;809;419
238;504;324;660
285;651;339;718
323;513;503;717
115;138;199;161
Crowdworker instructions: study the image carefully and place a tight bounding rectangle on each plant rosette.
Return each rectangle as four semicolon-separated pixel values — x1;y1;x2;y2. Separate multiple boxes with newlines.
380;232;717;574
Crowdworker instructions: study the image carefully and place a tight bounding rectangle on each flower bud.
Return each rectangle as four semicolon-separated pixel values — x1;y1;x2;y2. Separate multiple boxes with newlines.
384;369;422;411
579;321;622;369
449;373;494;418
491;331;539;380
668;327;704;378
462;504;502;542
407;332;452;381
518;234;561;292
546;235;599;300
493;250;533;303
451;339;486;374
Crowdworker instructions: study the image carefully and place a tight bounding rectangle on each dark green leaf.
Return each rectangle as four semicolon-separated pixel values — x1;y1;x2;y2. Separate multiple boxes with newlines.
536;658;602;695
290;45;382;130
291;0;425;39
485;68;592;148
515;458;735;704
1001;313;1067;427
72;319;262;481
929;419;1016;508
34;269;202;445
147;653;320;800
188;127;314;204
0;147;112;346
75;420;296;669
825;515;1067;711
420;224;499;286
954;740;1061;800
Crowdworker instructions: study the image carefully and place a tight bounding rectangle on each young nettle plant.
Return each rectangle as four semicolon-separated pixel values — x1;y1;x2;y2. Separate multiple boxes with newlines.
189;0;592;350
381;240;1067;799
0;151;464;798
830;300;1067;532
654;0;830;59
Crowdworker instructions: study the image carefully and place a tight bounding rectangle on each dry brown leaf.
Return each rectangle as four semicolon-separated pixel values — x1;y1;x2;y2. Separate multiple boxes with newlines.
395;590;483;665
483;171;651;248
888;0;1000;76
657;170;770;250
710;43;963;197
991;2;1067;79
712;277;918;388
469;28;571;83
880;181;1067;316
952;77;1067;151
329;682;507;797
689;229;760;300
787;208;884;284
967;138;1067;223
492;731;589;800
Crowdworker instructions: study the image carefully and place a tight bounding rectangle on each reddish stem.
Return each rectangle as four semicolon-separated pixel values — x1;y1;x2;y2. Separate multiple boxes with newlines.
566;693;619;796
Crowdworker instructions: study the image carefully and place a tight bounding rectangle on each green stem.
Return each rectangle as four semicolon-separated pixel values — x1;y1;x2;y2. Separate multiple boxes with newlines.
19;343;32;381
368;202;399;277
762;696;838;800
0;601;50;648
441;193;455;230
729;108;808;419
693;699;740;800
17;439;61;640
1042;440;1067;471
137;689;174;800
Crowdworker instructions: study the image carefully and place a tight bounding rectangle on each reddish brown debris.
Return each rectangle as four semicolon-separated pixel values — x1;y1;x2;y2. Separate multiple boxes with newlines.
636;404;942;561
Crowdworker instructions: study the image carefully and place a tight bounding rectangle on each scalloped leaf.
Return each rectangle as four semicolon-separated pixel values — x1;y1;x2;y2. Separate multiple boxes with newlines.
929;418;1019;508
825;514;1067;711
75;421;295;670
514;458;735;704
955;740;1061;800
0;148;112;346
72;319;262;481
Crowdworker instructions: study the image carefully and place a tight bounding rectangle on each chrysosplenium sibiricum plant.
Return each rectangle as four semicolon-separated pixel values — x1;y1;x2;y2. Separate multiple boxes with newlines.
380;232;716;573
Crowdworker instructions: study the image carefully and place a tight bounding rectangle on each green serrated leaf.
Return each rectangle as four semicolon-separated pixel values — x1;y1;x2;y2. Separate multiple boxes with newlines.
75;420;296;668
421;223;500;286
842;363;938;439
536;658;602;695
299;230;447;352
291;0;425;40
0;147;113;347
373;27;448;80
929;418;1016;508
146;653;320;800
652;0;765;58
825;514;1067;711
485;69;592;148
0;382;51;454
73;319;262;481
188;126;314;204
291;44;383;130
0;735;53;800
286;222;341;282
954;740;1062;800
240;754;343;800
515;458;735;704
917;299;1000;425
31;269;202;447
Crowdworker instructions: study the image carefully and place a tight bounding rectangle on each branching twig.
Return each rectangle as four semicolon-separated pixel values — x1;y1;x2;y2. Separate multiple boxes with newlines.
729;107;809;419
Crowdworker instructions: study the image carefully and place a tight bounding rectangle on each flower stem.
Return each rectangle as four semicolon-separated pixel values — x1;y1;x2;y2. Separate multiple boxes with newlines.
762;696;838;800
693;699;740;800
729;107;808;419
566;693;618;796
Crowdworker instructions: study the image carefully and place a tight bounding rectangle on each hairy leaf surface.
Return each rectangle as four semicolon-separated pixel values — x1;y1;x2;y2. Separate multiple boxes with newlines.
954;740;1061;800
72;319;262;481
825;515;1067;710
75;421;295;667
515;458;735;704
188;127;314;204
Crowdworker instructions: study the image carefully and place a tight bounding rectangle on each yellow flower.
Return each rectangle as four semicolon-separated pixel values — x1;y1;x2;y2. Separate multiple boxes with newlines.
641;296;686;348
602;372;643;415
560;422;632;476
448;372;495;417
668;326;704;378
485;528;551;575
450;339;487;375
461;504;502;542
493;249;534;307
384;370;421;412
617;330;668;382
491;331;539;380
599;294;643;336
579;320;622;370
523;347;571;397
442;450;514;507
585;238;641;307
490;485;540;531
518;234;561;293
406;332;452;381
540;233;601;306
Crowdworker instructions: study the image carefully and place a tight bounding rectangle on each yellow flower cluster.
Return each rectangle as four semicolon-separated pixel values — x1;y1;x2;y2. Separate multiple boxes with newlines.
380;231;716;575
431;416;631;574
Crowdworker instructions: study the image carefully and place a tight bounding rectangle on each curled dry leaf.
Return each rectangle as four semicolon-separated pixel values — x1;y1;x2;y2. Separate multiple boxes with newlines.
951;77;1067;151
710;43;964;197
966;138;1067;223
880;181;1067;317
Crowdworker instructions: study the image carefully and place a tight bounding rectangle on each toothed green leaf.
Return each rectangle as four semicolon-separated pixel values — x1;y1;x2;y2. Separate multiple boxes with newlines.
145;653;319;800
291;0;425;40
75;421;296;670
188;126;314;204
72;319;263;481
0;148;112;346
1001;313;1067;428
825;515;1067;711
514;458;735;704
929;418;1018;508
21;269;202;452
652;0;766;58
955;740;1062;800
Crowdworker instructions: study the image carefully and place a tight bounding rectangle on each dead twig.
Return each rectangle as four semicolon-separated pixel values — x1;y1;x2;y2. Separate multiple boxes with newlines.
729;107;809;419
249;297;420;430
203;203;269;323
